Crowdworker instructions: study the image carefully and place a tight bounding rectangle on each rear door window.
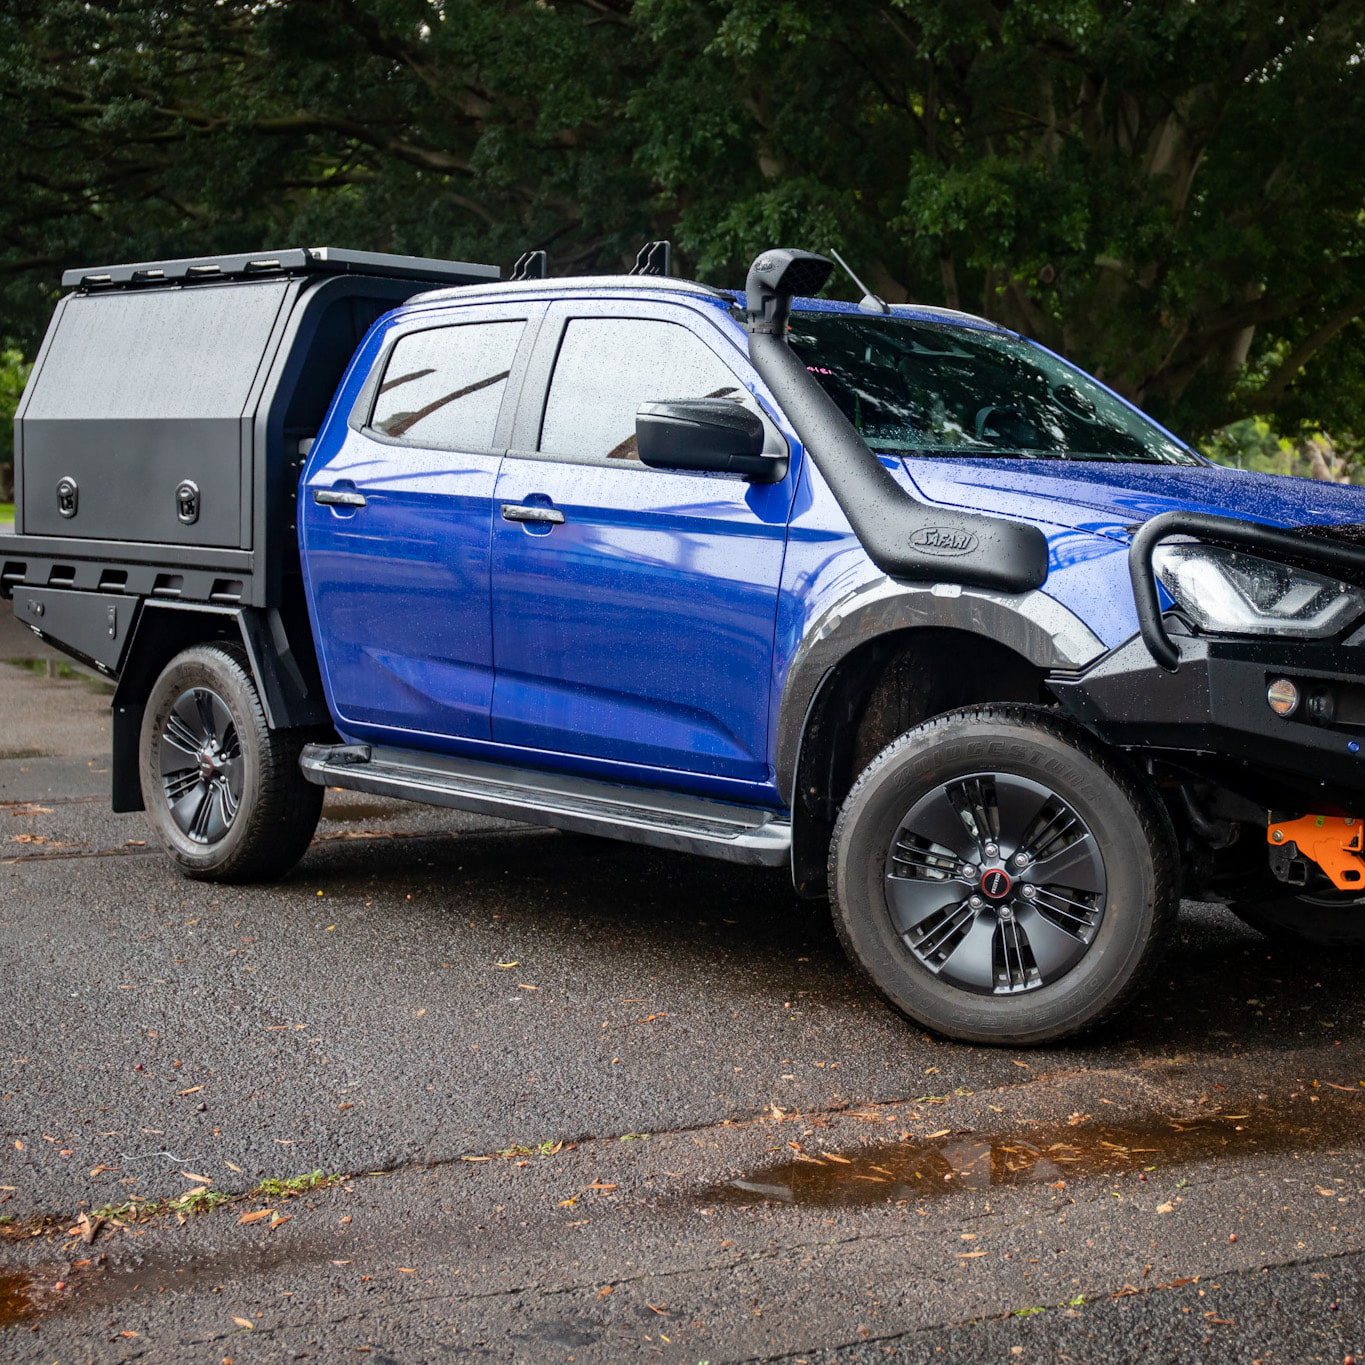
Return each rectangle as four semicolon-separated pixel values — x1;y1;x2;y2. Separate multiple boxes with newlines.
370;320;523;450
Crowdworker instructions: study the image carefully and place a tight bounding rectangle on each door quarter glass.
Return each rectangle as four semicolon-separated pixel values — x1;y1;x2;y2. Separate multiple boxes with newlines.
539;317;758;465
370;320;523;450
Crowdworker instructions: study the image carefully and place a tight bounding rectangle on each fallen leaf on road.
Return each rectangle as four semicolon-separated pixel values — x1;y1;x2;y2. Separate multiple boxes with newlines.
461;1155;492;1162
518;983;538;991
13;1140;21;1151
232;1317;253;1330
270;1214;292;1230
181;1171;213;1183
88;1164;110;1177
646;1303;669;1315
597;1285;614;1299
1156;1202;1175;1215
584;1182;617;1191
238;1209;274;1225
1316;1186;1337;1196
957;1250;988;1258
496;962;519;969
398;1267;416;1273
557;1197;578;1207
178;1087;203;1096
72;1213;105;1245
226;1162;242;1173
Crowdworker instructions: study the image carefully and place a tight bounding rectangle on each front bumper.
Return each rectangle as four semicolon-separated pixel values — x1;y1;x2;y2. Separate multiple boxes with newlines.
1048;631;1365;808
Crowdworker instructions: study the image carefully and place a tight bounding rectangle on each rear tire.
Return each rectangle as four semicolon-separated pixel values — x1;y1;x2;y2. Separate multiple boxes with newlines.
828;705;1178;1045
139;643;322;882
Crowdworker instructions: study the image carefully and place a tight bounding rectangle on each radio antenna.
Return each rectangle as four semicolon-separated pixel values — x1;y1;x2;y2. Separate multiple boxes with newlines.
825;246;890;315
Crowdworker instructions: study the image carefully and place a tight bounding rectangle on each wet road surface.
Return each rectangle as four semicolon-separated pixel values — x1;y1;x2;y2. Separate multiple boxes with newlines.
0;609;1362;1362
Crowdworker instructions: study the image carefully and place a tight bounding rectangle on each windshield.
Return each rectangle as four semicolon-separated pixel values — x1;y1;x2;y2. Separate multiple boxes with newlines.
786;311;1199;466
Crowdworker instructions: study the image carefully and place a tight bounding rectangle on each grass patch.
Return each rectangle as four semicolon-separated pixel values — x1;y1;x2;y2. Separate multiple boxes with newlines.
254;1170;336;1199
84;1170;342;1231
497;1140;565;1159
90;1186;232;1223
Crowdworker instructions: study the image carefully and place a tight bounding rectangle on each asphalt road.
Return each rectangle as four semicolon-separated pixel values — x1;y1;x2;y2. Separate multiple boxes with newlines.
0;606;1362;1363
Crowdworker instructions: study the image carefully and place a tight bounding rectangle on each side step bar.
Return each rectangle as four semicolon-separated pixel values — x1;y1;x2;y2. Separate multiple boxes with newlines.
299;742;792;867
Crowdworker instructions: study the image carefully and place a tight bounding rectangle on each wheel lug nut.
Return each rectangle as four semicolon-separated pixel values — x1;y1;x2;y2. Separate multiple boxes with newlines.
1021;884;1037;900
983;842;999;858
969;895;984;909
1014;851;1031;868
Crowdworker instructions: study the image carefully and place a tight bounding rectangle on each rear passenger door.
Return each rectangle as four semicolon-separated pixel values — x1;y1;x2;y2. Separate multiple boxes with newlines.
302;304;535;746
489;298;796;791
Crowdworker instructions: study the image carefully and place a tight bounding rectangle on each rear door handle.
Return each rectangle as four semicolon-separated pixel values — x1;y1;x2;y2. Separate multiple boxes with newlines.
314;487;367;508
501;503;565;525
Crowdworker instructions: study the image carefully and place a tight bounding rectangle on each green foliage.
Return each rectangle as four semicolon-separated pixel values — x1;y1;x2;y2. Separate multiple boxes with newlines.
1203;418;1364;485
0;1;1362;448
0;347;29;496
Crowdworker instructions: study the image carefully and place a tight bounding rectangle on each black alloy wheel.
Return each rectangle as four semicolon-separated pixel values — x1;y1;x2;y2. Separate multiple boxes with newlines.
829;705;1178;1045
159;685;244;845
887;772;1108;995
140;643;323;882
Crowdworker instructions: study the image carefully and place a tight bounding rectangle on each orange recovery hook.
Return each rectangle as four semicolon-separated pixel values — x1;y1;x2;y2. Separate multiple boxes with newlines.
1267;814;1365;890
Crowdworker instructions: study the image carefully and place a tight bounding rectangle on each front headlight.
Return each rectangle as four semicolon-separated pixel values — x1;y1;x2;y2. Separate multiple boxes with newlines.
1152;543;1365;639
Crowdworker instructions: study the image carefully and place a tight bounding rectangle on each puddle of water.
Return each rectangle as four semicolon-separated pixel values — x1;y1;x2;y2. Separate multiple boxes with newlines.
0;1240;334;1327
5;657;115;694
0;1266;61;1327
715;1099;1364;1209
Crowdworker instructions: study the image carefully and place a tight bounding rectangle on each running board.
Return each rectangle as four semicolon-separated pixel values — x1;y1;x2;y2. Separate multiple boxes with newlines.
299;742;792;866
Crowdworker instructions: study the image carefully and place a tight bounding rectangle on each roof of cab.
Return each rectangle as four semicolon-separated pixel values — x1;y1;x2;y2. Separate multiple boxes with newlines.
406;271;1010;334
409;273;731;307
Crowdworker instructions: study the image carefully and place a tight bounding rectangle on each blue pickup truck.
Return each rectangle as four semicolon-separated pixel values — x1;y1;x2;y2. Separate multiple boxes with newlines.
6;243;1365;1045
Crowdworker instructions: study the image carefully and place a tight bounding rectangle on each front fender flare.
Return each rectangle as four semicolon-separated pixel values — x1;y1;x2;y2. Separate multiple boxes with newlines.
775;577;1106;802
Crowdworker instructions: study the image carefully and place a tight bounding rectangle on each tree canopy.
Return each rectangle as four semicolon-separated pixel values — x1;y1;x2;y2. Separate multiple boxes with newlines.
2;0;1364;454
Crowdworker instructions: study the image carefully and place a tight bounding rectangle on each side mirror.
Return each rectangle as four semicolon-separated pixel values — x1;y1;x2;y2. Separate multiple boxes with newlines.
635;399;786;483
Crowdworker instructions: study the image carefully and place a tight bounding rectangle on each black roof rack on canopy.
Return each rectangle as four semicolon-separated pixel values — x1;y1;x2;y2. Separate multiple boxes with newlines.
61;246;499;290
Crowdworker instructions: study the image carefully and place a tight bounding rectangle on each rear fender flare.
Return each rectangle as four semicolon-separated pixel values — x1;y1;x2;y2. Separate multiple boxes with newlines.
111;602;328;812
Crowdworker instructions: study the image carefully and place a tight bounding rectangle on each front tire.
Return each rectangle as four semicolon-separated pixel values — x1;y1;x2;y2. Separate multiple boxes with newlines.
139;643;322;882
829;706;1178;1045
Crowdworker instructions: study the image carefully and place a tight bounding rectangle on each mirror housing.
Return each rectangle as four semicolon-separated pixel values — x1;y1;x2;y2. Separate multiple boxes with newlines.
635;399;786;483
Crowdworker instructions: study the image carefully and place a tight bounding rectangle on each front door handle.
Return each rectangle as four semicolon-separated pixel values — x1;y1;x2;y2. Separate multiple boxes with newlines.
314;486;367;508
501;502;565;525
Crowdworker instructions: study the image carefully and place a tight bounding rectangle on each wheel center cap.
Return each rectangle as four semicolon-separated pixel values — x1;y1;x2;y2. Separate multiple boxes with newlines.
981;868;1013;901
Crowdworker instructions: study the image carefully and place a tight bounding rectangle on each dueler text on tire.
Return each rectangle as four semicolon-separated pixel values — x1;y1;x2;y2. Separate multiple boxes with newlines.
828;705;1178;1045
138;643;323;882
